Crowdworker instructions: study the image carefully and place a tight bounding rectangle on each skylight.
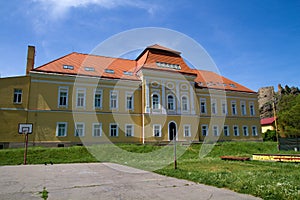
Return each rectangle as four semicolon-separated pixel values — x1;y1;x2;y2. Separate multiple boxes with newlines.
156;62;181;70
123;71;133;76
84;67;95;71
105;69;115;74
63;65;74;70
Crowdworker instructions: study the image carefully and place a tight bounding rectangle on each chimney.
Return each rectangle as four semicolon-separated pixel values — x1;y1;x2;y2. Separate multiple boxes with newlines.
26;45;35;75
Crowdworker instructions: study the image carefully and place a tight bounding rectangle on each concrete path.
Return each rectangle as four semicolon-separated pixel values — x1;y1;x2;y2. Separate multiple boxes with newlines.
0;163;260;200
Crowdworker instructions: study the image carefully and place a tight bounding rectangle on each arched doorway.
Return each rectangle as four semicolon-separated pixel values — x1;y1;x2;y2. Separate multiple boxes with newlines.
169;122;177;141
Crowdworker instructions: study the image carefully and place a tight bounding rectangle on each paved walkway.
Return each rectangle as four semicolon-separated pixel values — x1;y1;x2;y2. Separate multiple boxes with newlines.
0;163;260;200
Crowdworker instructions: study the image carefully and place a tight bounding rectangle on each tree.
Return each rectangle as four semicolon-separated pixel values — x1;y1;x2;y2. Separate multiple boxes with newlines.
277;94;300;136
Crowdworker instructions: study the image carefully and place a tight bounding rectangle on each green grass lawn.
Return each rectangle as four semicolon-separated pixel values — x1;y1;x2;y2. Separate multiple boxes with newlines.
0;142;299;200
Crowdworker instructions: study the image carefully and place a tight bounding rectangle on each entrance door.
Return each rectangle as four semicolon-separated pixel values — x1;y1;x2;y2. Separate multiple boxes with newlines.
169;122;177;141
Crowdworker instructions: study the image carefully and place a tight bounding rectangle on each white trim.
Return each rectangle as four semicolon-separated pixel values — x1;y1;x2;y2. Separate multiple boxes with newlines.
56;122;67;137
249;102;255;116
58;86;69;108
241;101;247;116
92;123;102;137
125;124;134;137
196;93;257;100
211;98;217;115
125;91;134;111
168;121;177;141
151;92;161;110
252;126;258;136
76;88;86;108
75;122;85;137
110;90;119;110
213;125;219;136
167;94;176;111
242;125;249;136
93;88;103;109
181;95;189;113
201;124;208;136
109;123;119;137
183;124;191;137
224;125;230;136
153;124;162;137
13;88;23;104
233;125;239;136
200;98;207;114
231;100;237;116
221;99;228;115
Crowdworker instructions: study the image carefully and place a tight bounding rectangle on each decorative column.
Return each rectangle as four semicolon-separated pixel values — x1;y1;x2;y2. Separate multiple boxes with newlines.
161;80;166;114
190;82;195;114
145;79;150;113
176;82;181;114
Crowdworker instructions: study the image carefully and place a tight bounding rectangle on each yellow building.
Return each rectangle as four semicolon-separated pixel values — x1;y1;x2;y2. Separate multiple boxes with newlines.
0;45;262;148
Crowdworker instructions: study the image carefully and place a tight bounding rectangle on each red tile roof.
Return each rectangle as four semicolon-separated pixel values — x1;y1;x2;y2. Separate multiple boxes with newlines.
193;69;255;93
261;117;275;125
31;44;256;93
32;53;139;81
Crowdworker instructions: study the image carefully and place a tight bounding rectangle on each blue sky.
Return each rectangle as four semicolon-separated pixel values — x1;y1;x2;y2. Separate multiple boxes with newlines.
0;0;299;91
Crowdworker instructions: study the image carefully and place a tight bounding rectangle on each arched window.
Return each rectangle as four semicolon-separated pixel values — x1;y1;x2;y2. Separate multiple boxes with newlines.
167;94;175;110
152;93;160;110
181;96;189;111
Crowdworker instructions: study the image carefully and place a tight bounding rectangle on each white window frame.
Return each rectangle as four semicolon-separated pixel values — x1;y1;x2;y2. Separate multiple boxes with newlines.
110;123;119;137
231;100;237;115
221;100;227;115
92;123;102;137
213;125;219;136
13;88;22;104
250;102;255;116
224;125;230;136
153;124;162;137
241;101;247;116
58;86;69;108
233;125;239;136
125;124;134;137
202;125;208;136
211;99;217;114
243;126;249;136
252;126;258;136
167;94;175;111
75;122;85;137
183;124;191;137
152;93;160;110
125;92;134;111
94;89;103;109
76;88;86;108
110;90;119;110
200;98;207;114
181;95;189;112
56;122;67;137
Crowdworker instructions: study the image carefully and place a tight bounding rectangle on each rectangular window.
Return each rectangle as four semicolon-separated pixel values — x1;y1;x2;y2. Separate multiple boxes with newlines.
181;96;189;111
183;125;191;137
92;123;102;137
231;101;237;115
56;122;67;137
252;126;258;136
58;87;68;107
110;91;118;109
126;92;134;110
202;125;208;136
213;125;219;136
224;125;230;136
153;124;161;137
76;88;86;108
94;89;102;109
241;101;246;115
233;125;239;136
211;99;217;114
110;123;118;137
75;123;85;137
250;102;255;116
13;89;22;104
221;100;227;115
125;124;134;137
243;126;249;136
200;98;207;114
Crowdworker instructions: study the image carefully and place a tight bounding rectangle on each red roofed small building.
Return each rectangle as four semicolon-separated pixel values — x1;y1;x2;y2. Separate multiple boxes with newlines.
261;117;276;133
0;44;262;148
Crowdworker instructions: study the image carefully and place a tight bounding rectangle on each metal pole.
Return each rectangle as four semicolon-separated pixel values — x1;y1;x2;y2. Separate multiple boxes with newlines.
24;133;28;165
173;128;177;169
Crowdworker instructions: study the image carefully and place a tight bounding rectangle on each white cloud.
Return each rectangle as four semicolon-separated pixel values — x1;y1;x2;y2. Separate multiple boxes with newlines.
32;0;158;20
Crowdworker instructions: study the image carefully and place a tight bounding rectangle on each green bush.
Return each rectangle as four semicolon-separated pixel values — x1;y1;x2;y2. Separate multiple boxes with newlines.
263;130;277;141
